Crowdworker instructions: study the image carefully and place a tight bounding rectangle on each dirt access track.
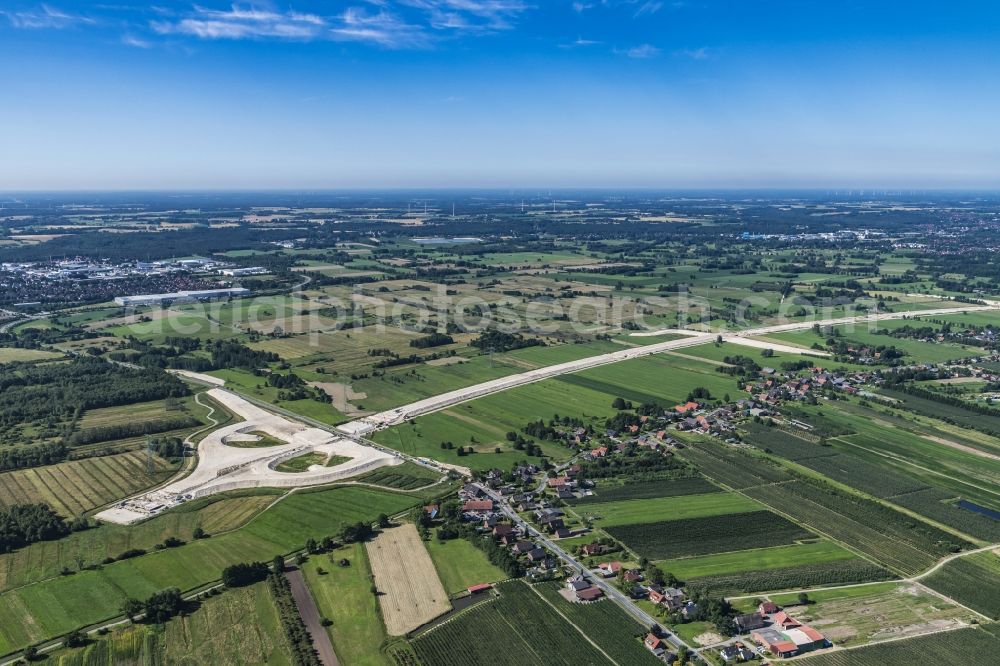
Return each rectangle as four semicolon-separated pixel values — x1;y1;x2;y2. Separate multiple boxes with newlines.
367;524;451;636
95;388;400;525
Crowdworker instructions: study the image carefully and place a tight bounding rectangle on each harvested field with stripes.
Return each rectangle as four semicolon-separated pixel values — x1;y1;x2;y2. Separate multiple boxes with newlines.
0;449;178;518
367;523;450;635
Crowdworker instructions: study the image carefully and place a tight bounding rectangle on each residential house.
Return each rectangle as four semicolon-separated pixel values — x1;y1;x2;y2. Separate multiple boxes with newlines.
644;634;667;657
734;612;766;632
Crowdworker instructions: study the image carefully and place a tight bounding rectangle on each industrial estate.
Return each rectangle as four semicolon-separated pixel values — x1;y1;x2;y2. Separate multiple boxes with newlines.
1;191;999;666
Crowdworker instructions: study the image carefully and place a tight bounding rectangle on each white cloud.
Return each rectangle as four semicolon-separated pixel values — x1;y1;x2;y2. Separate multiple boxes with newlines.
399;0;528;32
633;1;662;18
330;7;429;48
2;4;96;29
617;43;659;58
121;33;152;48
152;5;327;40
676;46;711;59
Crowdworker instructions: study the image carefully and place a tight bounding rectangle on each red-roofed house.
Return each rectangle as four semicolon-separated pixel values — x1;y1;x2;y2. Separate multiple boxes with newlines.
644;634;666;657
590;446;609;458
467;583;493;594
773;611;801;629
758;601;779;614
598;561;622;577
576;586;603;602
463;500;493;513
674;401;699;414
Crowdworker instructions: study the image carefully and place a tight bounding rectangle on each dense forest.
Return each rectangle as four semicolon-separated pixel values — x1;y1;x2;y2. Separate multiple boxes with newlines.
0;357;189;446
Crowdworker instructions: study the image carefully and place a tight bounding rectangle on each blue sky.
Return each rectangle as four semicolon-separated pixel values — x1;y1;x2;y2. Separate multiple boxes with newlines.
1;1;999;189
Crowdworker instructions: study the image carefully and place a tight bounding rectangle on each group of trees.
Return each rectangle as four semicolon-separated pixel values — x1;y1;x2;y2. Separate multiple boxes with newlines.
221;561;271;587
66;416;200;448
0;503;79;552
410;332;454;348
0;441;67;472
268;572;322;665
120;588;185;624
0;357;189;437
470;329;543;353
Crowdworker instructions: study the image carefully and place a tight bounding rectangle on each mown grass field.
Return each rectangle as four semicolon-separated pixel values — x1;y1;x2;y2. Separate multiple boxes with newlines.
0;347;63;363
425;537;506;595
0;449;179;518
0;486;421;655
302;542;390;666
658;540;856;580
570;476;720;504
49;582;292;665
576;491;761;528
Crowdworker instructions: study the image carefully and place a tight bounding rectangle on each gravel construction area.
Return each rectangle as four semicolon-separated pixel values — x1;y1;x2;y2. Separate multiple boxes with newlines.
95;388;400;524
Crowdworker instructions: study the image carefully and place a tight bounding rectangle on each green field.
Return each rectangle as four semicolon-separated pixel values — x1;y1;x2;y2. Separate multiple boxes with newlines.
576;491;761;528
570;476;720;504
922;551;1000;619
274;452;328;472
354;461;444;490
301;542;390;666
374;351;741;469
49;582;292;665
535;582;661;664
0;492;278;592
0;347;63;363
606;510;815;560
0;486;420;655
684;558;894;596
411;581;618;665
759;323;981;364
425;537;507;595
658;540;856;579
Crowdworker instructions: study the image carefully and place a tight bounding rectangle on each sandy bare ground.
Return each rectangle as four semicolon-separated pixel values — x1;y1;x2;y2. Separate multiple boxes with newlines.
922;435;1000;462
424;356;467;367
308;381;368;415
367;524;451;636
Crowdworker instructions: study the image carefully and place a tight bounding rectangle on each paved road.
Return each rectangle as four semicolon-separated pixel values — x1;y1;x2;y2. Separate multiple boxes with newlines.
286;568;340;666
476;483;693;658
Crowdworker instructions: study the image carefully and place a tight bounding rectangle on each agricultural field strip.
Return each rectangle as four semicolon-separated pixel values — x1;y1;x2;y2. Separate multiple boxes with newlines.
341;302;995;435
525;584;620;665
